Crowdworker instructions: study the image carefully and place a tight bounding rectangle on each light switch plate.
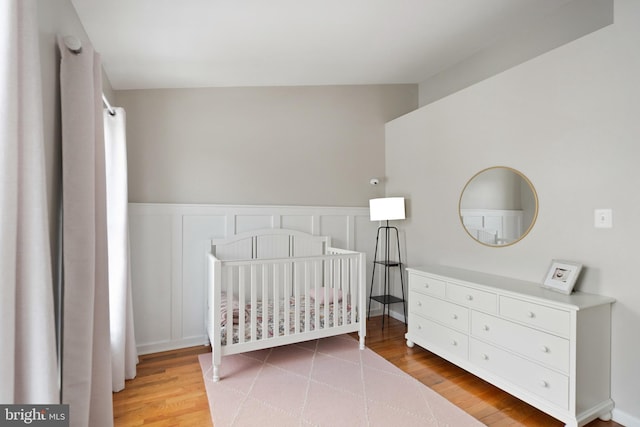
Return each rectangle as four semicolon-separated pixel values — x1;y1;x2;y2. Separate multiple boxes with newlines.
594;209;613;228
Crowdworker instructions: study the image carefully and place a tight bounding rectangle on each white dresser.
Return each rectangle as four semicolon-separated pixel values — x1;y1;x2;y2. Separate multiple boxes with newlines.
405;265;615;427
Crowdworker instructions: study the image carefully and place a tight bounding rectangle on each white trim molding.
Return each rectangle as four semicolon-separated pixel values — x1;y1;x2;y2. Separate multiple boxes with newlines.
612;409;640;427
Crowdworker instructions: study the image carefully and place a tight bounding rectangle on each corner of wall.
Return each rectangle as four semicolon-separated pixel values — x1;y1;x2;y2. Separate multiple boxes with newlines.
417;0;613;107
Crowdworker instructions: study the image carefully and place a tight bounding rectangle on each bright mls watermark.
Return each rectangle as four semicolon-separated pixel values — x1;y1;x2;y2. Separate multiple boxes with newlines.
0;405;68;426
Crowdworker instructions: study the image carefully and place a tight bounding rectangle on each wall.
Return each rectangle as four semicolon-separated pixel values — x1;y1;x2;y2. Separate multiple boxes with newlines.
418;0;613;106
386;0;640;424
116;85;417;207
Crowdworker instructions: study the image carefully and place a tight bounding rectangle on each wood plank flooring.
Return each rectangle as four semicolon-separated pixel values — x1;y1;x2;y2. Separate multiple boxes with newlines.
113;346;213;426
113;316;622;426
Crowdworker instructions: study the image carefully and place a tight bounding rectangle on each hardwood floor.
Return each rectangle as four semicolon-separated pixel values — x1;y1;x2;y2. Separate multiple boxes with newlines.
113;316;622;426
356;316;621;427
113;346;213;426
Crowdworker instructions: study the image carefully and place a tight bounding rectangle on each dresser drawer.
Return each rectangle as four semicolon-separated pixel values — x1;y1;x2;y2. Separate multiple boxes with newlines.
409;273;446;298
499;296;570;337
447;283;497;313
471;311;570;373
470;339;569;409
408;314;468;360
410;292;469;333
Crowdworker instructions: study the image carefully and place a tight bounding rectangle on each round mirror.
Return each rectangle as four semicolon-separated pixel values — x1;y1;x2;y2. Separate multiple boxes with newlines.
459;166;538;247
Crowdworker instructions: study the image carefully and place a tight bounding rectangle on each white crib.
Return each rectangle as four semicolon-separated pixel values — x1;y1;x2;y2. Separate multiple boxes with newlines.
207;229;366;381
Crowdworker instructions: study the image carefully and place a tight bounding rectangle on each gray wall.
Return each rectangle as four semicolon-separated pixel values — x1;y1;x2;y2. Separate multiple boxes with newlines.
386;0;640;422
419;0;613;107
117;85;417;207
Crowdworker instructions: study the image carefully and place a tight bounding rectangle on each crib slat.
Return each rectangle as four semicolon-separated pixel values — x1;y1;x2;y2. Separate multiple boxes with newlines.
332;258;342;327
284;262;291;336
350;256;356;325
314;260;321;330
226;268;233;341
325;259;331;328
341;257;348;325
262;264;268;339
304;260;310;333
273;264;280;338
238;266;245;344
250;264;257;341
294;261;301;334
355;256;360;325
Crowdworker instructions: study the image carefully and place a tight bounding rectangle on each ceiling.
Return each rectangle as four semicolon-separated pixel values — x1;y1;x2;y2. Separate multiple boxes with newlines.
70;0;574;90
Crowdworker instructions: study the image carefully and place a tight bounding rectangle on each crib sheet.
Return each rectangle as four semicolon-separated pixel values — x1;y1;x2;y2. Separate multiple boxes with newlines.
220;296;353;346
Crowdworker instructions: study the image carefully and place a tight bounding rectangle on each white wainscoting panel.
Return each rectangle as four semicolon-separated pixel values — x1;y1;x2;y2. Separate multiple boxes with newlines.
128;211;174;351
281;215;314;232
319;215;349;249
129;203;376;354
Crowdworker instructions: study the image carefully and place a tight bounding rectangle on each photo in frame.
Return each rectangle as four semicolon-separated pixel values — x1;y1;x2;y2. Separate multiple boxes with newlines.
543;260;583;294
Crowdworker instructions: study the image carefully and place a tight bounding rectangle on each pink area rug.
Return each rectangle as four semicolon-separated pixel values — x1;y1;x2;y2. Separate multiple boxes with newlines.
198;335;483;426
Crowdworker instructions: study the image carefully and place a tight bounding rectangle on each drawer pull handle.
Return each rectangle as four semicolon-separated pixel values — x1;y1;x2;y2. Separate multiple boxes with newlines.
528;311;535;318
483;325;490;331
466;295;474;301
539;380;549;388
418;324;422;330
451;340;458;346
417;301;422;307
452;314;458;320
424;283;430;288
541;346;549;353
482;353;489;360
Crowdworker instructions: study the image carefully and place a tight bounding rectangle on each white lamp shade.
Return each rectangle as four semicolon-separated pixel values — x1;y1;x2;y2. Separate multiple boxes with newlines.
369;197;406;221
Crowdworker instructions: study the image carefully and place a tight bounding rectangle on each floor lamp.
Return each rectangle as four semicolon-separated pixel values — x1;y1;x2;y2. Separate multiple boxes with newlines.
367;197;407;329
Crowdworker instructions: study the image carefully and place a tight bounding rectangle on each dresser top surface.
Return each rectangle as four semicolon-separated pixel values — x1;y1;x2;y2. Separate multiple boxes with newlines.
407;265;615;310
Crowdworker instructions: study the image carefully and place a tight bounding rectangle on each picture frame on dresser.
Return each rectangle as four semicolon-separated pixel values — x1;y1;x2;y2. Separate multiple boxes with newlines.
543;259;582;295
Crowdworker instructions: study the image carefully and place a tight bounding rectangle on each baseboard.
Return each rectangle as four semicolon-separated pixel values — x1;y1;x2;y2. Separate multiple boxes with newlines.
367;307;406;323
137;336;209;355
613;408;640;427
387;309;407;323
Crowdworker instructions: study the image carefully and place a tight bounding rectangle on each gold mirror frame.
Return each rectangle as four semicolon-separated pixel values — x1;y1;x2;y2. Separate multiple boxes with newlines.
459;166;538;247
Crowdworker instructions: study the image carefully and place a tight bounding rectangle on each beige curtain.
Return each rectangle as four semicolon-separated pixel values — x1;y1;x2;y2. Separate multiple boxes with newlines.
58;36;114;427
0;0;58;404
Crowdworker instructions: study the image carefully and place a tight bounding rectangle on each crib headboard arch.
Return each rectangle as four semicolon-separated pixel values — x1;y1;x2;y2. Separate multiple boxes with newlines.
211;228;331;261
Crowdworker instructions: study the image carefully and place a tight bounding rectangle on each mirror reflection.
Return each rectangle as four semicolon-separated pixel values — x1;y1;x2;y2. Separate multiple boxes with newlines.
459;166;538;247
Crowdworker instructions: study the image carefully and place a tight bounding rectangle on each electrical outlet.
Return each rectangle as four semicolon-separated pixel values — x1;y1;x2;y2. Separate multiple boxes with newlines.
594;209;613;228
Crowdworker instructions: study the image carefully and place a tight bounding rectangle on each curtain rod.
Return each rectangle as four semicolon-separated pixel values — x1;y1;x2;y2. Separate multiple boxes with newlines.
102;93;116;116
63;35;116;116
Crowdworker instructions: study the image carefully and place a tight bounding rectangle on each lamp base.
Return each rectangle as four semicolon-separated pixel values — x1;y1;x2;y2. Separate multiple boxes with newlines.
367;224;407;329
